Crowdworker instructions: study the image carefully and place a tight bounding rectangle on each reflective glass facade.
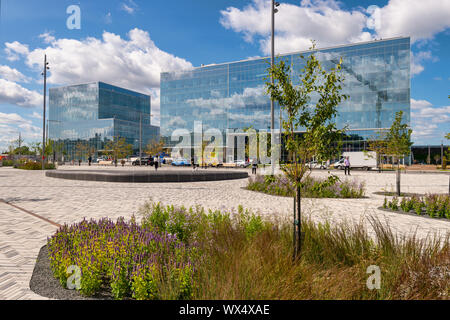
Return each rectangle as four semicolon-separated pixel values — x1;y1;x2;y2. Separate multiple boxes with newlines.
49;82;159;160
161;37;410;152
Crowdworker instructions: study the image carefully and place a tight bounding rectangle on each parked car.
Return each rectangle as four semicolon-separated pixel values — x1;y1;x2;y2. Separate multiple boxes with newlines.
234;159;250;168
305;161;328;170
132;157;154;166
171;158;190;166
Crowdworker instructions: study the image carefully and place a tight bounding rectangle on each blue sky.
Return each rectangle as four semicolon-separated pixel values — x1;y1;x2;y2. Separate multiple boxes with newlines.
0;0;449;152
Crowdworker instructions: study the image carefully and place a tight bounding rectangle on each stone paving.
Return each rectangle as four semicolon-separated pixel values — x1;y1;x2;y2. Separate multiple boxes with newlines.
0;165;449;300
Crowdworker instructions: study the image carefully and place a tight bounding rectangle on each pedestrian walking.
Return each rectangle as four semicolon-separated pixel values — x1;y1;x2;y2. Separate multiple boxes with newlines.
251;160;257;175
88;155;92;166
154;156;159;171
344;156;351;175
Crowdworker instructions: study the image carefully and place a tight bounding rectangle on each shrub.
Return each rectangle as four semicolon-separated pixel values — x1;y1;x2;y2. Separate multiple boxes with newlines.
247;174;365;198
385;194;449;219
47;217;194;299
15;161;56;170
1;159;14;166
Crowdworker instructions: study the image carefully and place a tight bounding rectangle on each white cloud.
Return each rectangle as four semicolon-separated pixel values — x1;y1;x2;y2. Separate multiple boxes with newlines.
39;32;56;44
410;98;450;143
121;1;138;14
122;4;135;14
220;0;371;55
0;79;42;108
0;112;42;152
0;65;30;82
13;28;193;126
220;0;450;56
366;0;450;43
4;41;29;61
31;111;43;120
410;98;432;110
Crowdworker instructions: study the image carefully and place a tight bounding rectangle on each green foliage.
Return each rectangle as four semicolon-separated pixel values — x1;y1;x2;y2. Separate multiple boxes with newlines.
48;203;450;300
247;173;365;198
385;111;413;160
104;136;133;162
265;41;347;194
15;161;56;170
1;159;14;166
388;197;399;211
385;194;450;219
47;217;193;300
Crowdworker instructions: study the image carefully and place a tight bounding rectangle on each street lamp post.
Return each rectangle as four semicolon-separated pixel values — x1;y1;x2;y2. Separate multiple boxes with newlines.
41;54;49;170
270;1;280;173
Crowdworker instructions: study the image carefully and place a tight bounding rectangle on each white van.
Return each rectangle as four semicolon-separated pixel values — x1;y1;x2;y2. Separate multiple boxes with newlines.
334;151;377;171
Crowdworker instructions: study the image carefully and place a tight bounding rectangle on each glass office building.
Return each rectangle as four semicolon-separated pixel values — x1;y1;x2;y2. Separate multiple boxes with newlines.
161;37;410;153
48;82;159;161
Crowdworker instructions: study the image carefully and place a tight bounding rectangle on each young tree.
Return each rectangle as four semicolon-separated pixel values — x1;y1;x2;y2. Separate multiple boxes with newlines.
266;43;348;257
75;142;90;162
145;138;165;156
29;142;42;157
104;136;133;167
385;110;412;196
367;130;388;172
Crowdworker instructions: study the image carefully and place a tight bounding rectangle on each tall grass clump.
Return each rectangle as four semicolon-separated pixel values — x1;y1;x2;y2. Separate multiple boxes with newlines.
247;174;365;198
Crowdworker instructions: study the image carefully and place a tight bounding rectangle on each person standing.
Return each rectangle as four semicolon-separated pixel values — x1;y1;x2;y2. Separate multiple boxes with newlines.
251;160;257;175
88;155;92;166
344;156;351;175
154;156;159;171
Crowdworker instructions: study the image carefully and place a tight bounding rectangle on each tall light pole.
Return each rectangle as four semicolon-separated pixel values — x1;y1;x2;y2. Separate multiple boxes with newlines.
270;1;280;172
41;54;49;170
139;112;142;166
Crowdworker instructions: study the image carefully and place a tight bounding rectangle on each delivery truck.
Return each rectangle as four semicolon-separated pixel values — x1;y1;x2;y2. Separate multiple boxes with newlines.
333;151;377;171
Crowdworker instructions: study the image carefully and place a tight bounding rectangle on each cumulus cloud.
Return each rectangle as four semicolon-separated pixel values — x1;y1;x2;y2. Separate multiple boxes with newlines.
0;65;31;82
39;32;56;44
4;41;29;61
220;0;450;55
0;79;42;108
366;0;450;43
220;0;371;55
410;98;450;143
0;112;42;152
12;28;193;126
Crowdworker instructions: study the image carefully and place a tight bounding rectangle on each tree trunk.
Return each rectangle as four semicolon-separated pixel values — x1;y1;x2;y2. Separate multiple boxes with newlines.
295;183;302;257
396;162;401;196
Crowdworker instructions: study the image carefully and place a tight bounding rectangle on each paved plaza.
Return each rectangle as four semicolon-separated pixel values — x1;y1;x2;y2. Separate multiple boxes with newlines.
0;165;449;299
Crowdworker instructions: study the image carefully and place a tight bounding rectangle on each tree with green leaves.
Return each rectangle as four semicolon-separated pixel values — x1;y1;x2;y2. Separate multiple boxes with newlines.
75;141;90;162
145;138;165;156
266;42;348;257
367;130;388;172
385;110;412;196
104;136;133;167
29;142;42;157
